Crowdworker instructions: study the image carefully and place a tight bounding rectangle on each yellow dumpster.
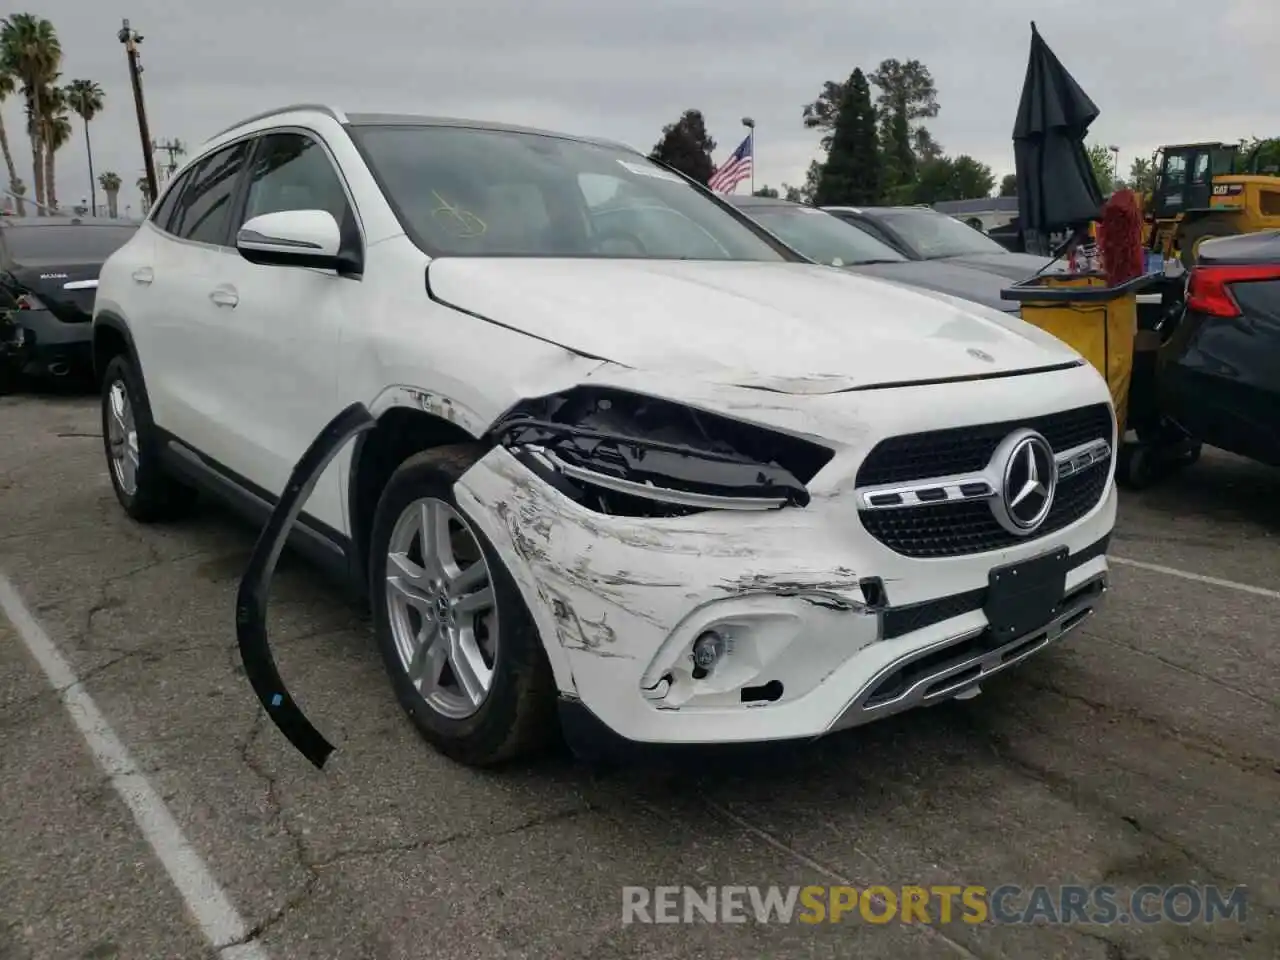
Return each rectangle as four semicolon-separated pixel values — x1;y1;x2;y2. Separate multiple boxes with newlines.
999;271;1162;436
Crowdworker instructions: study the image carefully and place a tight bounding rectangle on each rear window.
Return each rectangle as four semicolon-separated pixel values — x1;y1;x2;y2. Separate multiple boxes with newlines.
4;224;138;262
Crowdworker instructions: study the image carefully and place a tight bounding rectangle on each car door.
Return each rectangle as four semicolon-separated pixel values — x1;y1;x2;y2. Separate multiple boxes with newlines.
143;139;253;450
211;128;363;529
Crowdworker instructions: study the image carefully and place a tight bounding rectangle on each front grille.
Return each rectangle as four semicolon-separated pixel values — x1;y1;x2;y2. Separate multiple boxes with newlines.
856;403;1114;559
855;403;1113;487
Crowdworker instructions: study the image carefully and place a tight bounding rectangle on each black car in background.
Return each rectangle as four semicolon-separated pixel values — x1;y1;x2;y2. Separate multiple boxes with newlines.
724;196;1020;314
1159;230;1280;467
0;217;138;389
820;204;1062;282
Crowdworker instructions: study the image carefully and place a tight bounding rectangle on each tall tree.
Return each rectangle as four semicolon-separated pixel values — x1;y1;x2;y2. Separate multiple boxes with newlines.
912;128;944;163
649;109;716;185
868;58;940;128
137;174;153;213
801;78;853;152
999;173;1018;197
65;79;104;215
880;109;915;201
910;155;996;204
0;68;22;214
37;81;69;212
1127;156;1157;195
814;69;881;207
98;170;121;218
0;14;62;215
1086;142;1115;196
870;58;939;199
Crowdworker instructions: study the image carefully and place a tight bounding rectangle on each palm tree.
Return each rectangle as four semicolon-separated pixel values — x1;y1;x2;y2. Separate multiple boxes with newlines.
65;79;104;216
0;68;23;215
98;170;121;218
0;14;63;215
41;87;71;212
136;175;153;214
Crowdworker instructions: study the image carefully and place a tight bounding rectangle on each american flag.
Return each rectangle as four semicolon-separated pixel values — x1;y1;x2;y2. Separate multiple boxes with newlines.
708;135;753;194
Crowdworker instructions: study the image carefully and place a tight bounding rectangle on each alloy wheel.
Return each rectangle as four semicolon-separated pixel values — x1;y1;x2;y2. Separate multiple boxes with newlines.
385;497;499;720
106;379;139;496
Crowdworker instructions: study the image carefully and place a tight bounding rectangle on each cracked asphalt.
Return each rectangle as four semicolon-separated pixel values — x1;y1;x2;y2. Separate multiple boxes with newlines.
2;390;1278;960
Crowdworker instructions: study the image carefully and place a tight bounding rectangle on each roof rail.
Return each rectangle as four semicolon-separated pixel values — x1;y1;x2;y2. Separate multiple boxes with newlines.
206;103;347;142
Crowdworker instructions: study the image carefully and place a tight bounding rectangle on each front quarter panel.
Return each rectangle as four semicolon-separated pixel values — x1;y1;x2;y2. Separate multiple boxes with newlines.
338;241;611;434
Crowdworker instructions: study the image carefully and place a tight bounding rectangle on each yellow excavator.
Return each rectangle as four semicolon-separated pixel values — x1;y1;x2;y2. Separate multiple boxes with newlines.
1141;140;1280;267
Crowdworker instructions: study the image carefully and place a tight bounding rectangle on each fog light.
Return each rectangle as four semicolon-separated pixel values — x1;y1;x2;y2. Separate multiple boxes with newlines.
691;630;726;675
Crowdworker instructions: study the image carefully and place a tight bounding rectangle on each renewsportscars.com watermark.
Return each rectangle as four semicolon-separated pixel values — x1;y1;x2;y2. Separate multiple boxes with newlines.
621;885;1248;926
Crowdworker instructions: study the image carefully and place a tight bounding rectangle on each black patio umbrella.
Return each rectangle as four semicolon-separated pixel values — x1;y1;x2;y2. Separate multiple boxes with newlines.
1012;22;1104;257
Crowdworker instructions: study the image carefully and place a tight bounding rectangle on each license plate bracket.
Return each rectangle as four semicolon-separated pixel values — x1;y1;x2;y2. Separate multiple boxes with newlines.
985;546;1070;642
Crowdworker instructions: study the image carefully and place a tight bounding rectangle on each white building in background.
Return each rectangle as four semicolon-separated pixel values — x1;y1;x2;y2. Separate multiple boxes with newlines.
932;196;1020;232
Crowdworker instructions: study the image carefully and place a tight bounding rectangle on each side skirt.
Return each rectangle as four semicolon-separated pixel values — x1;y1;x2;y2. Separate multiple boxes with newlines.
154;428;364;595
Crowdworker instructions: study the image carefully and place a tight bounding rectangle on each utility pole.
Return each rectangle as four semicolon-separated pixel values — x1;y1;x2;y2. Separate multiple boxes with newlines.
118;19;159;204
153;138;185;178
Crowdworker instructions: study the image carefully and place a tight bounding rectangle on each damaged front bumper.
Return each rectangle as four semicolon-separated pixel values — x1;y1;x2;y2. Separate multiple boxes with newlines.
455;443;1115;751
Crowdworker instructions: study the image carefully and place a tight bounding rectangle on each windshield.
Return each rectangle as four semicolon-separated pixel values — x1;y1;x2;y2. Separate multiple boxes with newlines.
350;124;789;261
3;224;138;263
873;209;1009;259
741;205;907;266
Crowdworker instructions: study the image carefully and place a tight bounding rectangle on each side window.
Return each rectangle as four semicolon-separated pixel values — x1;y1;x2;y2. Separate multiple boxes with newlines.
1162;153;1186;187
240;133;351;227
149;169;190;233
171;141;250;245
1192;153;1211;185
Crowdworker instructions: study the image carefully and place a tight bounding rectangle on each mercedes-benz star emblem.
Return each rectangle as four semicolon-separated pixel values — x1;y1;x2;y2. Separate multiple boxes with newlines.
990;429;1057;535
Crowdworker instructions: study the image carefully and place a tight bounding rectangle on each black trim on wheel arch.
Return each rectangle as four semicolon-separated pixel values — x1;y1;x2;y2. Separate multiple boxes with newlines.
91;311;141;382
236;402;378;769
153;426;359;588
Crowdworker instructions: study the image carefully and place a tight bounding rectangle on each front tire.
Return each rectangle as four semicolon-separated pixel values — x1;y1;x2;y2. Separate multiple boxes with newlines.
100;354;196;522
1176;215;1240;269
369;446;558;766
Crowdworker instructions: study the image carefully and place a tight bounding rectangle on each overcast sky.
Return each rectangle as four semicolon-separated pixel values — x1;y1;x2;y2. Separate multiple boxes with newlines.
12;0;1277;214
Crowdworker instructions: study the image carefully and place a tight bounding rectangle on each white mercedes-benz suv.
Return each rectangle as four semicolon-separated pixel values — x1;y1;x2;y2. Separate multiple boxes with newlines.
92;104;1116;766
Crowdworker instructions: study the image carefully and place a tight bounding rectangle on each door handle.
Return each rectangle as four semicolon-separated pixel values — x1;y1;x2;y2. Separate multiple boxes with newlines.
132;267;154;285
209;287;239;308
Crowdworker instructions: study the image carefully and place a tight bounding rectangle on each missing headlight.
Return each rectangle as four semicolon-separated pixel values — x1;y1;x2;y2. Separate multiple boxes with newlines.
490;386;834;518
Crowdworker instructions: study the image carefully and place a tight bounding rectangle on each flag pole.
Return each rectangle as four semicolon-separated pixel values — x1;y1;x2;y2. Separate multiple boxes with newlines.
742;116;755;195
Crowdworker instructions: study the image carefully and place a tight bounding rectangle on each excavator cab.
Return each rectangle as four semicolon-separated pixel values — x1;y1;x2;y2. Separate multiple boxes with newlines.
1150;142;1237;220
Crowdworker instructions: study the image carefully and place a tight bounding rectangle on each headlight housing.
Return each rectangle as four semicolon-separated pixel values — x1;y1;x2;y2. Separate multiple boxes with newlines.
489;386;834;517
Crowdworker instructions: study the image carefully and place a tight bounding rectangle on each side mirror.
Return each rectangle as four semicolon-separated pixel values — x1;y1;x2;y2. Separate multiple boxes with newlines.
236;210;345;271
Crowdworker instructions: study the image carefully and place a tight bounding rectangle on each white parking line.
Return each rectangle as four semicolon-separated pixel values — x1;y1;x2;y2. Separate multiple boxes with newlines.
1108;555;1280;601
0;573;270;960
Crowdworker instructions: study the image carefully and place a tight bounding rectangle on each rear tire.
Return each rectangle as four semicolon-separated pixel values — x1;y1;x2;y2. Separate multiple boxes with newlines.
369;445;558;767
100;354;197;522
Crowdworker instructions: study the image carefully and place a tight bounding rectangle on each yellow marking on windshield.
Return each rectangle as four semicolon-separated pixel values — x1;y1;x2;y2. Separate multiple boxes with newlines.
431;190;486;239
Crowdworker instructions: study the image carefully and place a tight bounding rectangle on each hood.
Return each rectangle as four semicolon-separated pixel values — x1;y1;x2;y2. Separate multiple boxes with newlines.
936;251;1066;282
5;261;102;324
425;258;1082;394
846;259;1018;313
